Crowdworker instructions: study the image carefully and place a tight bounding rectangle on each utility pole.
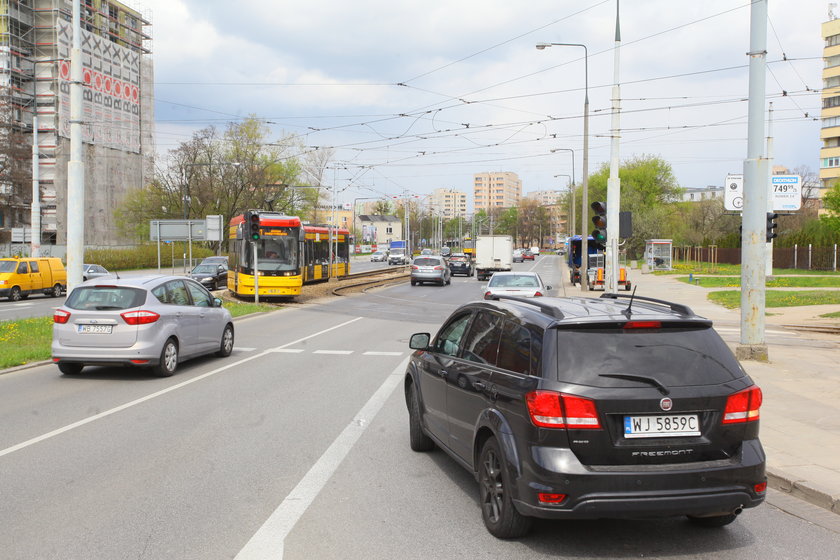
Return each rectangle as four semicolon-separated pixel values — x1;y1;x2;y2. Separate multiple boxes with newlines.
605;0;622;293
766;102;775;278
737;0;769;362
66;0;85;291
30;116;41;257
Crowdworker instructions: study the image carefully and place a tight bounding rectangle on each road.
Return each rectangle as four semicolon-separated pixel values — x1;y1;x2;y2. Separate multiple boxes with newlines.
1;255;838;559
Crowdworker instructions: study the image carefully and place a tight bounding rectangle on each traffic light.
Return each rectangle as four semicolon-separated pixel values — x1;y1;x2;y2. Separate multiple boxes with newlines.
591;201;607;251
247;211;261;241
766;212;778;242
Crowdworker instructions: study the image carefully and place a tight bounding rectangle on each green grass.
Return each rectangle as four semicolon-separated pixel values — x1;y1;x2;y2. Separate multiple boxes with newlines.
0;302;278;371
678;276;840;288
708;290;840;309
820;311;840;319
654;261;840;276
0;317;54;370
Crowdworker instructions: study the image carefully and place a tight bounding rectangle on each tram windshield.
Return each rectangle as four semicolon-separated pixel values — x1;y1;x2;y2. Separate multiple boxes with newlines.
250;228;298;272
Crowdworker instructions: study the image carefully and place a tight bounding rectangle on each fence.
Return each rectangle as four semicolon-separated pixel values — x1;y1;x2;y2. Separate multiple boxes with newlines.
673;244;839;271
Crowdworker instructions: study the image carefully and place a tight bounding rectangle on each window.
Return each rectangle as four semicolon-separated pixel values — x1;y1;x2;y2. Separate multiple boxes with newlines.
827;33;840;47
823;115;840;129
824;95;840;109
434;313;472;357
186;281;212;307
154;280;191;306
461;311;503;365
386;227;393;234
17;262;29;274
29;261;39;273
822;157;840;169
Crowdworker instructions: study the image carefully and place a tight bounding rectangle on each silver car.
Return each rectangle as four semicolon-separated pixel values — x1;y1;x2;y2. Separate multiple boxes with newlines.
411;256;451;286
52;275;234;377
482;271;550;299
83;263;111;281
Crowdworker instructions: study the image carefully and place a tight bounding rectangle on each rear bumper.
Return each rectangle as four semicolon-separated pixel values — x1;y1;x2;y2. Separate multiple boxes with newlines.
512;439;766;520
52;338;164;366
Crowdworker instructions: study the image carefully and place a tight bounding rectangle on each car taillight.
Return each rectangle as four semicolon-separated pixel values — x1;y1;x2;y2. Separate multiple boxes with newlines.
120;310;160;325
53;309;71;324
525;391;602;429
412;266;419;270
484;291;493;300
722;386;762;424
534;291;543;297
433;266;443;270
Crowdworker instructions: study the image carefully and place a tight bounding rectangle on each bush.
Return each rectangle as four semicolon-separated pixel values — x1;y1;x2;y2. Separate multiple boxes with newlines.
85;244;216;271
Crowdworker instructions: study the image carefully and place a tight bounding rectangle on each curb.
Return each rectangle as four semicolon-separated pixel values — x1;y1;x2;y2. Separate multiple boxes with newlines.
767;466;840;515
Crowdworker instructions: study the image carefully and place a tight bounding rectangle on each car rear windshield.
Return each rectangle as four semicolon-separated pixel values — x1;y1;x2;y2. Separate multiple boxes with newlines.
65;286;147;311
489;275;538;287
554;326;744;387
414;258;441;266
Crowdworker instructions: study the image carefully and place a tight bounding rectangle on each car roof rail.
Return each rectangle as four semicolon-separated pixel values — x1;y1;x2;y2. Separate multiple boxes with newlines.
599;292;695;317
485;294;564;320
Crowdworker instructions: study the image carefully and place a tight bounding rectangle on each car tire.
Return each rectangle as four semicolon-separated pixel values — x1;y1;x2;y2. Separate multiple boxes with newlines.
51;284;63;297
408;383;435;452
9;286;22;302
411;280;417;286
154;338;178;377
479;437;532;539
216;324;234;357
58;362;83;375
687;513;738;528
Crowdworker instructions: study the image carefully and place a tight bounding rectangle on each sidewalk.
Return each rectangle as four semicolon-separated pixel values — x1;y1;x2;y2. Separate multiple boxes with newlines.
568;268;840;515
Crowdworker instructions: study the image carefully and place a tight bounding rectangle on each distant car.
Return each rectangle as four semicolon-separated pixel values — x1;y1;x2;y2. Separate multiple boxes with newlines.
522;250;535;261
190;263;228;291
512;250;524;263
200;256;229;267
411;256;451;286
440;247;451;257
421;248;434;256
447;253;474;277
530;246;540;257
52;276;234;377
82;264;110;282
483;271;550;299
370;251;388;262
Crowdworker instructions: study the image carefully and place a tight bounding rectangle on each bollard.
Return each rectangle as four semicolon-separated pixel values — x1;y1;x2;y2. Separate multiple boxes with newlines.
689;273;693;284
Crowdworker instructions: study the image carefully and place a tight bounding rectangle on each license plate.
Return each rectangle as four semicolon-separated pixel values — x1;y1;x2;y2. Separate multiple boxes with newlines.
77;324;113;334
266;289;281;294
624;414;700;438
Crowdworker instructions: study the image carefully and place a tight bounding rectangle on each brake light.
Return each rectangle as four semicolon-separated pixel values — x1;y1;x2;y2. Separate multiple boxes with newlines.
120;310;160;325
525;391;602;429
484;291;493;300
722;386;762;424
53;309;71;324
411;266;419;270
623;321;662;329
433;266;443;270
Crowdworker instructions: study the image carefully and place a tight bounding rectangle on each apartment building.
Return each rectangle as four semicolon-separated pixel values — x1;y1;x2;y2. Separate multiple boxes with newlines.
428;187;467;219
473;171;522;211
524;189;561;206
0;0;153;245
821;11;840;198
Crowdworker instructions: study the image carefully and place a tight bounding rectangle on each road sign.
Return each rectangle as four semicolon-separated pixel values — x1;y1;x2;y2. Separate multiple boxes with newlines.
770;175;801;211
149;219;207;241
724;174;743;211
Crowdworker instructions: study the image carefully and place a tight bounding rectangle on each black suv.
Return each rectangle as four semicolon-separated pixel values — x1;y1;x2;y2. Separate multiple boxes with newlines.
404;293;765;538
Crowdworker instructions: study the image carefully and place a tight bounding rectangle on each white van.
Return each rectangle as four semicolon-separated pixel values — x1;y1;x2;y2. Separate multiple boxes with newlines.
530;246;540;257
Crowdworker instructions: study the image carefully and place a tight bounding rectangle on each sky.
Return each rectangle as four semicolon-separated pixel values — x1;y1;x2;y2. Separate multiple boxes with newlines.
139;0;827;209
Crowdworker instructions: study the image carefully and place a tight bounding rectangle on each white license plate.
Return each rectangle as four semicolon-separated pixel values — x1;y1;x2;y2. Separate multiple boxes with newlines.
266;289;281;294
624;414;700;438
77;324;113;334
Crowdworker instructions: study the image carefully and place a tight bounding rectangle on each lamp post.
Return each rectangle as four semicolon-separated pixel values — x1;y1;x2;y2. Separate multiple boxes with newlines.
554;174;573;238
538;41;589;290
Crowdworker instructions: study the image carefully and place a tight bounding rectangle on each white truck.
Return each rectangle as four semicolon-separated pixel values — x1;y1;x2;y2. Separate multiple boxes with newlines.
475;235;513;281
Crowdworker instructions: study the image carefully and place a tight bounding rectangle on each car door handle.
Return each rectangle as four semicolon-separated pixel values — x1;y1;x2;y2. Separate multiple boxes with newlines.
438;369;448;378
472;381;486;391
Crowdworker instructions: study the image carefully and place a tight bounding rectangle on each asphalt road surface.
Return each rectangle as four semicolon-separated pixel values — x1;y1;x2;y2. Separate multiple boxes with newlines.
1;255;838;559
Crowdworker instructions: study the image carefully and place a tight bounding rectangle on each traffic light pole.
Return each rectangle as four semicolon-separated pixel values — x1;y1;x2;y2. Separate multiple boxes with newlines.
605;0;622;294
253;242;259;304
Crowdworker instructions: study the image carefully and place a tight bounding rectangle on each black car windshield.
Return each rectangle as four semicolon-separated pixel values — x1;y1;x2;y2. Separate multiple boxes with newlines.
554;326;743;386
65;286;147;310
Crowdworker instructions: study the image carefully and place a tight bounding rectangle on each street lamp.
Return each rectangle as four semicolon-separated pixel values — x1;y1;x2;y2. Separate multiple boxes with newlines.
538;41;589;290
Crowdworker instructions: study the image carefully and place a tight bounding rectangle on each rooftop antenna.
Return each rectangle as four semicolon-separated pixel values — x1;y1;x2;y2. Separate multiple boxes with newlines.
624;285;638;316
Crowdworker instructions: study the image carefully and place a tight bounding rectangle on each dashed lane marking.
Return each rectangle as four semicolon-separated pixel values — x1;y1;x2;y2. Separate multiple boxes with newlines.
312;350;354;355
362;351;403;356
268;349;304;353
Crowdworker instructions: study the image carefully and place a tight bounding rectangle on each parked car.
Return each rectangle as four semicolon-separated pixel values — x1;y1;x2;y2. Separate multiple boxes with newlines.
420;248;434;256
410;256;451;286
482;271;550;299
440;247;451;257
405;293;765;538
190;263;228;291
530;246;540;257
0;257;66;300
200;256;229;267
52;275;234;377
512;249;524;263
447;253;474;277
370;251;388;262
83;264;111;282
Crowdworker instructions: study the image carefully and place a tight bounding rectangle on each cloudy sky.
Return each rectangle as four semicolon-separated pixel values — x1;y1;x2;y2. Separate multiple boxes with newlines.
139;0;827;207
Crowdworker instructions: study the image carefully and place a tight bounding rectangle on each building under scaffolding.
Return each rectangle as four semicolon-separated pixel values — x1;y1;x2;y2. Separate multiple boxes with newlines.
0;0;153;245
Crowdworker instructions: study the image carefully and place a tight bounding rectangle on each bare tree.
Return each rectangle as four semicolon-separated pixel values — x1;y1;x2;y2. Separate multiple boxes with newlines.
0;88;34;241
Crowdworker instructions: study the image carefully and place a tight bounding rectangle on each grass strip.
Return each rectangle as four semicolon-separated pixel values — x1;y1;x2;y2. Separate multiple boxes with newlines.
708;290;840;309
679;276;840;288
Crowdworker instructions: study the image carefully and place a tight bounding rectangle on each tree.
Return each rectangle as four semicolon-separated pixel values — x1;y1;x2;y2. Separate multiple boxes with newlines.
0;89;33;240
821;182;840;234
115;117;308;245
372;200;393;215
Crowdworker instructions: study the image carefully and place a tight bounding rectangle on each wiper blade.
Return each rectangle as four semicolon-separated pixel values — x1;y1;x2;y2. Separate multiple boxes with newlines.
598;373;670;396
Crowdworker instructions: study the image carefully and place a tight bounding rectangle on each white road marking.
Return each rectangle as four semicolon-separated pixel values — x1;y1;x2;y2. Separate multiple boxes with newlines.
362;351;403;356
235;357;408;560
235;347;257;352
0;316;364;460
313;350;353;355
268;349;304;353
714;327;795;336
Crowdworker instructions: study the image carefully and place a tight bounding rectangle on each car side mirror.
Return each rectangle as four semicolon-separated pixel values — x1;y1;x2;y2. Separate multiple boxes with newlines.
409;332;430;350
545;285;552;291
214;298;223;308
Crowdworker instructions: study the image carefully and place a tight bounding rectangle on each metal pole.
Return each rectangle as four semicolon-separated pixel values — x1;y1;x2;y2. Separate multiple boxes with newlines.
809;244;812;270
66;0;85;291
156;222;161;272
605;0;621;293
31;115;41;257
766;102;774;277
253;242;259;303
737;0;769;362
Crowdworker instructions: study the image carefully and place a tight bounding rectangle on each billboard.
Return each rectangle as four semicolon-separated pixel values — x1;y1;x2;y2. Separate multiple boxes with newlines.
56;20;141;153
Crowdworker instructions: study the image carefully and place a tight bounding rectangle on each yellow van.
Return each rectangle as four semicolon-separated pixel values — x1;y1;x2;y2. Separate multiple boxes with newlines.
0;257;67;301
